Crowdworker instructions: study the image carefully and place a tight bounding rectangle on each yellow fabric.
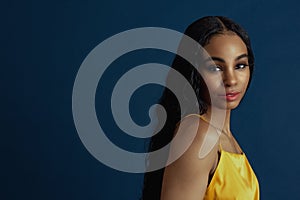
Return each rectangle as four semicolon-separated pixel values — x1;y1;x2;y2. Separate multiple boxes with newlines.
203;148;260;200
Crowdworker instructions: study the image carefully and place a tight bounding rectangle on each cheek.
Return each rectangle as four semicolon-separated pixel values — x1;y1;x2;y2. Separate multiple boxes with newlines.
242;69;251;88
202;74;222;90
200;76;223;105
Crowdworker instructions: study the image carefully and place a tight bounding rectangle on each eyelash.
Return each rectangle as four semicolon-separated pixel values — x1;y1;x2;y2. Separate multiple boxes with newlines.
235;63;249;70
207;63;249;72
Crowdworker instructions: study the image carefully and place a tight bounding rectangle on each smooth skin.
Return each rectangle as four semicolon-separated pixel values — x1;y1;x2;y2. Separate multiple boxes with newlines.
161;32;250;200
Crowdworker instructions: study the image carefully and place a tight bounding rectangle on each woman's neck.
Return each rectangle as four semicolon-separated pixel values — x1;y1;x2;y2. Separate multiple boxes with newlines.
202;107;232;137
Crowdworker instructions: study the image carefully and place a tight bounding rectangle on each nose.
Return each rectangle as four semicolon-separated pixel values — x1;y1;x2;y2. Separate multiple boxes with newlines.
222;69;237;87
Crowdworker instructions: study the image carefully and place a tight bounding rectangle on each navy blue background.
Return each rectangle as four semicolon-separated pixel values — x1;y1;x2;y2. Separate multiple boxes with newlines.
4;0;300;199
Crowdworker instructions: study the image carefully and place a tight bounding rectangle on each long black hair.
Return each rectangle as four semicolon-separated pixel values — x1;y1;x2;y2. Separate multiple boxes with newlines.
141;16;254;200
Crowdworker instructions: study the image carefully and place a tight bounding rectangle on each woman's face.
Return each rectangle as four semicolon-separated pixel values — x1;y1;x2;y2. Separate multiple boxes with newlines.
199;33;250;110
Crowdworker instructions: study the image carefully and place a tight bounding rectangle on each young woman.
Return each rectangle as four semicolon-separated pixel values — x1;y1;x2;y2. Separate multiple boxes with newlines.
142;16;259;200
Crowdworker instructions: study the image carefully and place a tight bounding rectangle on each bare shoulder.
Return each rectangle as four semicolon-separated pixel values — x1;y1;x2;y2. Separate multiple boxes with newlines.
174;114;219;155
161;114;219;199
171;114;219;168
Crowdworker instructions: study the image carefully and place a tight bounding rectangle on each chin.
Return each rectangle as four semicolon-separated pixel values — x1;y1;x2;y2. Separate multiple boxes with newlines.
212;100;241;111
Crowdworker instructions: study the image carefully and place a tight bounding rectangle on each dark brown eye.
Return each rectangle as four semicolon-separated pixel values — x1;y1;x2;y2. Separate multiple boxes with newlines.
235;64;248;70
206;65;222;72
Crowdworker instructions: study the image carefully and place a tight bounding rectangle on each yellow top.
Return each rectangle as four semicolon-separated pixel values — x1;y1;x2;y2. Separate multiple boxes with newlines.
203;146;260;200
179;114;259;199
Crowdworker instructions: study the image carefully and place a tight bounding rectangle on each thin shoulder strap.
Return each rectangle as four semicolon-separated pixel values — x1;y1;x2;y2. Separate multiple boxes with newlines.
219;142;223;151
211;127;223;152
182;113;202;119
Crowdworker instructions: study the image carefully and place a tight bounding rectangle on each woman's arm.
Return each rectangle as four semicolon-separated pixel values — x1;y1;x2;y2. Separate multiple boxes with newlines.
161;115;218;200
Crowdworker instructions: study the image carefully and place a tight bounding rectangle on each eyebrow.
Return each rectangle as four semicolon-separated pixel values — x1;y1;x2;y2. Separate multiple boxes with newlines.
205;53;248;63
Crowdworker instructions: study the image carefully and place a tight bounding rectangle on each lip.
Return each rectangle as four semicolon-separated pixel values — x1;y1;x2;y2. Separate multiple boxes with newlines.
219;92;240;101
